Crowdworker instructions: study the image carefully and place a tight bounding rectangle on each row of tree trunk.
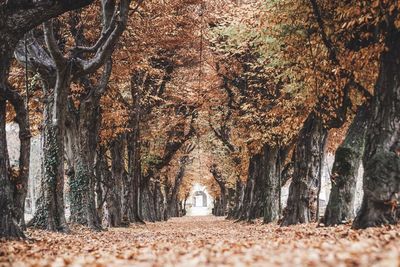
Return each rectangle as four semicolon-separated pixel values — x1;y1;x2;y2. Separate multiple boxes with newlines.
207;0;399;230
1;0;399;241
212;86;398;229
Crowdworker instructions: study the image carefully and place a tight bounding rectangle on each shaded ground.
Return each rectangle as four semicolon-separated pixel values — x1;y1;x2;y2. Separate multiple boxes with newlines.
1;216;399;266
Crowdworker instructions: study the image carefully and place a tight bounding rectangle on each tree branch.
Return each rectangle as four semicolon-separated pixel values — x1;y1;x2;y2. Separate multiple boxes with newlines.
14;33;56;83
309;0;339;65
143;113;196;182
43;19;66;68
71;12;117;55
209;119;236;153
6;0;94;37
75;0;138;77
210;163;226;192
94;57;113;98
309;0;373;128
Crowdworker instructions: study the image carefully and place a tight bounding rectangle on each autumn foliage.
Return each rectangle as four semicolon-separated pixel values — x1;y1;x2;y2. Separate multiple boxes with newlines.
0;0;399;265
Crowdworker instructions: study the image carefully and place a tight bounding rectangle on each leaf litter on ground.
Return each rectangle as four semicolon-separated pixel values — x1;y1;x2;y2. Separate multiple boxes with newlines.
1;216;399;267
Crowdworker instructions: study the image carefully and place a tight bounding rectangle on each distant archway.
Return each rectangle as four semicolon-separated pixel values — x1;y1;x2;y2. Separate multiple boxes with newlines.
193;191;207;207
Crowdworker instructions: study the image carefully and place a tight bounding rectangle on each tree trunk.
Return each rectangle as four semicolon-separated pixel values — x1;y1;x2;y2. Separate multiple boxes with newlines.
126;82;143;223
2;81;32;230
210;164;227;216
227;177;243;219
104;139;124;227
141;186;157;222
263;144;280;223
225;187;235;217
182;194;189;216
218;187;227;216
236;154;263;222
281;112;328;226
66;98;101;230
167;156;188;218
110;138;132;226
11;97;31;230
0;35;26;237
81;101;102;230
352;30;400;229
95;165;103;224
163;178;171;220
153;181;164;221
29;64;71;232
324;104;369;226
126;132;143;223
226;186;236;219
0;92;24;238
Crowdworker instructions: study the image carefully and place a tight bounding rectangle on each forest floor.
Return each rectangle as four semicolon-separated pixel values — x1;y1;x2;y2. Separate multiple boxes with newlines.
1;216;400;267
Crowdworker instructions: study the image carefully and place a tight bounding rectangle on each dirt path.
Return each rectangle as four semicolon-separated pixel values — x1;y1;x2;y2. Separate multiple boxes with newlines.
1;216;399;266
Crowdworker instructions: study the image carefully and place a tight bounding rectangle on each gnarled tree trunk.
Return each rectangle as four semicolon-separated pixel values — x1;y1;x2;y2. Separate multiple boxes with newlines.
153;181;164;221
227;177;244;219
236;153;263;222
210;163;227;217
324;104;369;226
65;97;102;230
167;156;189;218
29;64;71;232
2;82;31;230
225;187;235;217
141;185;157;222
281;112;327;226
126;83;144;224
11;99;30;230
352;30;400;229
0;89;24;238
105;138;124;227
263;144;280;223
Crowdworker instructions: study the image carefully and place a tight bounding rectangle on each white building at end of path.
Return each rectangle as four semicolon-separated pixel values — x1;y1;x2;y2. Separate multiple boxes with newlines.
185;183;213;216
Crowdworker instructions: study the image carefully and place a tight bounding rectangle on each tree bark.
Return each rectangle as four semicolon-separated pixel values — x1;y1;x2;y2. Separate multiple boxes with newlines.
324;104;369;226
236;153;263;222
213;197;224;216
163;177;172;220
65;96;102;230
29;64;71;232
105;138;124;227
0;93;24;238
181;193;189;216
225;187;235;217
263;144;280;223
281;112;328;226
141;186;157;222
95;163;104;224
2;83;31;230
167;156;189;218
153;181;164;221
126;79;144;224
210;163;227;217
352;29;400;229
227;177;244;219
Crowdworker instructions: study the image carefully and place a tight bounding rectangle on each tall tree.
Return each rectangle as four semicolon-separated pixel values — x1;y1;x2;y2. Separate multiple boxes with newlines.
324;104;369;226
25;0;133;231
167;144;195;218
353;4;400;228
0;0;93;239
